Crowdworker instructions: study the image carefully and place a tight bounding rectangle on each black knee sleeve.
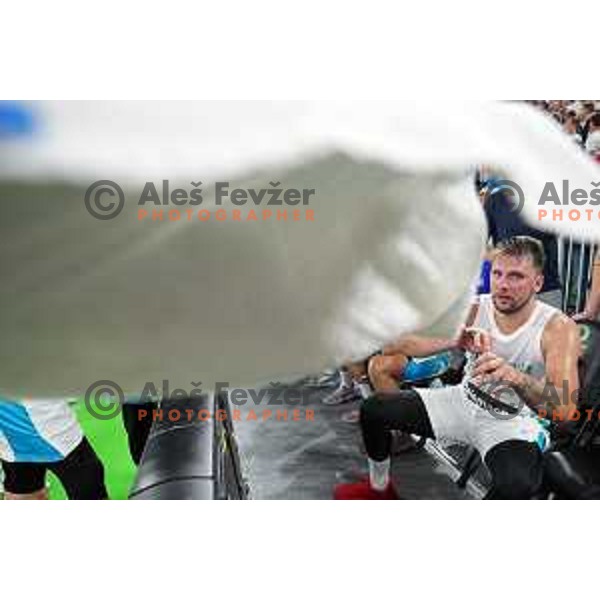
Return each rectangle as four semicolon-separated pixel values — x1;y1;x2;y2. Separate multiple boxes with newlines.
485;440;543;500
360;390;434;462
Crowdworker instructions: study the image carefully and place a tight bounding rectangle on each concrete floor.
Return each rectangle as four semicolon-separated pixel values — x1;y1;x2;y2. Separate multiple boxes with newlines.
233;379;479;500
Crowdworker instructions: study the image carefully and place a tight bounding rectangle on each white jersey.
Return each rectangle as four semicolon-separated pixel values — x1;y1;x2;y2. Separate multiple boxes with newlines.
463;294;561;415
417;294;561;456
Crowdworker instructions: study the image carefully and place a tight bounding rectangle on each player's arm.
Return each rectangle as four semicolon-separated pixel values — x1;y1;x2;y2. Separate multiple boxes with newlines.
471;314;581;417
532;314;581;417
382;335;459;357
382;303;481;357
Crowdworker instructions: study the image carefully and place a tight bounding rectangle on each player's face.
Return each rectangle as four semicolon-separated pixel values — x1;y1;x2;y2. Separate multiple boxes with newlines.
491;254;543;314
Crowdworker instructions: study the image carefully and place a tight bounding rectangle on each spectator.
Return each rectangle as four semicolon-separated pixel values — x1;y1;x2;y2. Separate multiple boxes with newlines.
578;102;597;145
563;112;583;146
573;251;600;321
585;112;600;159
1;398;108;500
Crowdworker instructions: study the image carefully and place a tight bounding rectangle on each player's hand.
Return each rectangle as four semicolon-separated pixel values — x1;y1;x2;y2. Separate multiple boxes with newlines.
572;310;595;322
458;327;492;354
471;352;525;387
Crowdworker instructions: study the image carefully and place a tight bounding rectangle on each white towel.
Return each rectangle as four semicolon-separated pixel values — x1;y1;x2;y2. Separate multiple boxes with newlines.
0;101;598;397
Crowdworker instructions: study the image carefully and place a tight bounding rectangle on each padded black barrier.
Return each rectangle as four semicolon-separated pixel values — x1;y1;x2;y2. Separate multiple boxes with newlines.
129;393;248;500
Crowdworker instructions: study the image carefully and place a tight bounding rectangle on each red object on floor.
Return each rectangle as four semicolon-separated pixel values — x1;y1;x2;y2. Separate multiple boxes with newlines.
333;478;399;500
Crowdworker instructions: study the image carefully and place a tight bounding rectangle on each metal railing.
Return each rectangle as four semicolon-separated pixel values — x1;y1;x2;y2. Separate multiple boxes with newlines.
559;237;597;315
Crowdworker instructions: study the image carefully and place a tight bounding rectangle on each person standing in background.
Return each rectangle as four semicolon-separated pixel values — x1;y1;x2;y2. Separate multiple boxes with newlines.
573;251;600;321
0;398;107;500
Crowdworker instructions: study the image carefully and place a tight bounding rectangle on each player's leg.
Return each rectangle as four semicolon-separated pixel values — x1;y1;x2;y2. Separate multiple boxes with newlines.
334;385;468;499
474;415;547;499
1;460;48;500
368;354;409;392
48;437;108;500
484;440;544;499
122;402;155;465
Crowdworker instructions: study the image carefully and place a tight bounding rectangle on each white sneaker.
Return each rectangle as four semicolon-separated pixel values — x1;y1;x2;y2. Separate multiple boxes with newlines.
322;381;361;405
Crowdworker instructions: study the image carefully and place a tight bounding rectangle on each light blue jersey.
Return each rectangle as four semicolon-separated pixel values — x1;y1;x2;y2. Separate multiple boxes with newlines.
0;398;82;463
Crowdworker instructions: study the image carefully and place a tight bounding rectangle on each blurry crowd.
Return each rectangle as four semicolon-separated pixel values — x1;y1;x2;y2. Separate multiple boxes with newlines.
529;100;600;162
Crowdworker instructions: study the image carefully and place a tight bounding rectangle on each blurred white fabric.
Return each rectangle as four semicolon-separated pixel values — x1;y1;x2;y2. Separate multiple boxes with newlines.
0;101;599;397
